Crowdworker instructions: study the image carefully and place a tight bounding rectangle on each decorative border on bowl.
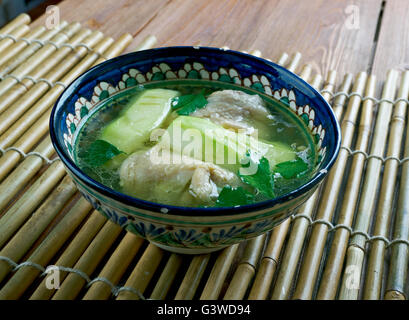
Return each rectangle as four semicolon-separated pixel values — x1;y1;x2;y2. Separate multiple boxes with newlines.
78;184;292;249
63;62;327;163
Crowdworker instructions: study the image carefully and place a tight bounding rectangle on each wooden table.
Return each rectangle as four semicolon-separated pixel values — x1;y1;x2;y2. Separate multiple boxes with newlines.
31;0;409;87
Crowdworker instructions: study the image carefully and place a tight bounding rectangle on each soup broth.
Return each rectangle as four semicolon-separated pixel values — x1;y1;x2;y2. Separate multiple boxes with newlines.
75;81;316;207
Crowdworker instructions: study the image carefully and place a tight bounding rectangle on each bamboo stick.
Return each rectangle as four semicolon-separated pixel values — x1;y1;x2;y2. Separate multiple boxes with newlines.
277;53;289;66
0;24;30;53
330;73;354;120
0;27;94;110
321;70;339;108
247;64;315;300
0;22;81;96
175;254;211;300
271;72;348;300
0;34;132;200
116;244;164;300
83;233;144;300
248;219;291;300
51;221;123;300
311;74;323;93
317;75;377;300
2;34;132;300
287;52;302;73
200;244;239;300
0;33;141;181
0;136;56;212
0;39;113;181
0;34;142;299
250;49;262;57
292;72;368;300
0;107;49;162
0;13;30;35
0;198;92;299
0;30;103;135
124;35;157;57
0;161;65;247
384;290;405;300
31;35;156;300
270;191;320;300
299;64;312;82
0;176;77;283
0;34;133;150
25;28;93;79
223;234;266;300
385;88;409;302
339;69;399;300
150;254;184;300
0;25;45;69
30;211;107;300
363;72;409;299
340;245;365;299
92;33;149;67
0;21;68;80
0;34;137;204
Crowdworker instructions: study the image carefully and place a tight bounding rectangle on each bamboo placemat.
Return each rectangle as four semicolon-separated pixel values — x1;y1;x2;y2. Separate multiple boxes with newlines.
0;14;408;301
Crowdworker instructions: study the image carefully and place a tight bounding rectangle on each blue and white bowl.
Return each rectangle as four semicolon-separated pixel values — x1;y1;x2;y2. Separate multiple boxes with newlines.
50;46;340;254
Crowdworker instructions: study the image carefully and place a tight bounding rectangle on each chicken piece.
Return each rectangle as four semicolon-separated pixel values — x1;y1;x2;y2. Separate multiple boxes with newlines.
192;90;271;135
119;145;241;206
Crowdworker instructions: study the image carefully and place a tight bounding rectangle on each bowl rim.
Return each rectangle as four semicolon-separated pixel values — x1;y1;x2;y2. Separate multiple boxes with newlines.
50;46;341;217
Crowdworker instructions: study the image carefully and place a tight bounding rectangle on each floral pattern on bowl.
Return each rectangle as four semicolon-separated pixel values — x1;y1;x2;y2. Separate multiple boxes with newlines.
63;62;327;164
50;46;340;254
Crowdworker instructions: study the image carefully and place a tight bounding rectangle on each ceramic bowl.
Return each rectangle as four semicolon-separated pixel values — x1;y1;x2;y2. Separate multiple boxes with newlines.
50;46;340;254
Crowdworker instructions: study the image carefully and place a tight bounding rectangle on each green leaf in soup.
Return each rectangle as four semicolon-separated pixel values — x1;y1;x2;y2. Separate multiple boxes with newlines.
238;155;275;198
81;139;125;167
171;93;207;115
215;186;255;207
274;157;309;179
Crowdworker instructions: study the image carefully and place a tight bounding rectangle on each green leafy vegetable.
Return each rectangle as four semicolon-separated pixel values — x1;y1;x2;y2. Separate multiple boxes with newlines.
274;157;309;179
171;93;207;115
215;186;255;207
81;139;125;167
238;156;275;198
